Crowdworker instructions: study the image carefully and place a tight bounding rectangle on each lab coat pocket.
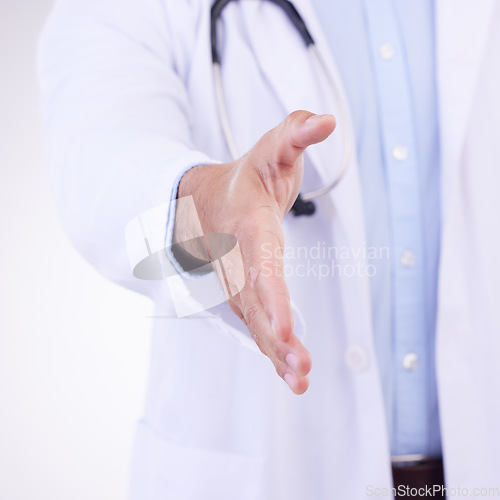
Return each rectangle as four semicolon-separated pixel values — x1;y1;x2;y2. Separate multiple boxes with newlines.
129;420;267;500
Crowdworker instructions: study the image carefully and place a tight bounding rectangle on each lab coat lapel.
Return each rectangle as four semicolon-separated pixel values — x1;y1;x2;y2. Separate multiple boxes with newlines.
243;0;375;343
292;0;375;341
241;0;363;215
436;0;496;209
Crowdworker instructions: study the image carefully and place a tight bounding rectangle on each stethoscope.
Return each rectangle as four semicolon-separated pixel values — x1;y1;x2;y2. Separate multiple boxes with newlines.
211;0;352;216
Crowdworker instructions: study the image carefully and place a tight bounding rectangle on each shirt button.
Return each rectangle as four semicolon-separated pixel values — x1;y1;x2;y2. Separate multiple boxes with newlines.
403;353;419;371
345;344;370;372
392;145;409;161
400;250;416;268
379;43;396;60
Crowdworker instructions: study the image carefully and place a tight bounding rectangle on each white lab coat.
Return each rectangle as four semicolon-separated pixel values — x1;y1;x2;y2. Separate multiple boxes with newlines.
38;0;500;498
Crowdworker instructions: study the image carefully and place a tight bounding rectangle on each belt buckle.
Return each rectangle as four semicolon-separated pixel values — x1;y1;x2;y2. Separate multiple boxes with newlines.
391;454;434;467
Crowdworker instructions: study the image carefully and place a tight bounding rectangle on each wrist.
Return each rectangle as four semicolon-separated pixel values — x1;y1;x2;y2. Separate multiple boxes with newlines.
173;163;233;263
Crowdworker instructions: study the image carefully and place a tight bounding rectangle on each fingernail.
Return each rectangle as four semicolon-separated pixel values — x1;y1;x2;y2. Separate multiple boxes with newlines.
304;114;326;126
285;352;299;372
284;373;295;391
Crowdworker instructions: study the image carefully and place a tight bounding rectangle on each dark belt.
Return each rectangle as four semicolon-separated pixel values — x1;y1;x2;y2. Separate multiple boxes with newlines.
392;455;445;498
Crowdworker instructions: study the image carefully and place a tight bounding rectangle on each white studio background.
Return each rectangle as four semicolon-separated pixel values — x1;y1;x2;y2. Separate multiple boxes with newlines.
0;1;152;499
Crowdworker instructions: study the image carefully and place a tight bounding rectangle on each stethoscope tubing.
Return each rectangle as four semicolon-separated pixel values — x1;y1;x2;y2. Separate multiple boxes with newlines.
211;0;351;207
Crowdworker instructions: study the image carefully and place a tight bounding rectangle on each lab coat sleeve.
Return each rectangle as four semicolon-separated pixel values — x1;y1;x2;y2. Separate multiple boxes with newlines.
37;0;216;298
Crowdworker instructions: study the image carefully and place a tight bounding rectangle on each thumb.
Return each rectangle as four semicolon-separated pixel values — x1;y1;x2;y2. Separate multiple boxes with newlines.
257;110;336;169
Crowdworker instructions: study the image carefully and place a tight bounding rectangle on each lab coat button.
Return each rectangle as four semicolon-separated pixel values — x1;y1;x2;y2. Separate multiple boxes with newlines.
379;43;395;60
392;145;409;161
403;353;419;371
345;344;370;372
400;250;416;268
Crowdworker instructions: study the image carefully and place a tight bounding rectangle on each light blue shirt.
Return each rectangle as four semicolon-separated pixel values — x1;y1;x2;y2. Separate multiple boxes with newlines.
311;0;442;456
